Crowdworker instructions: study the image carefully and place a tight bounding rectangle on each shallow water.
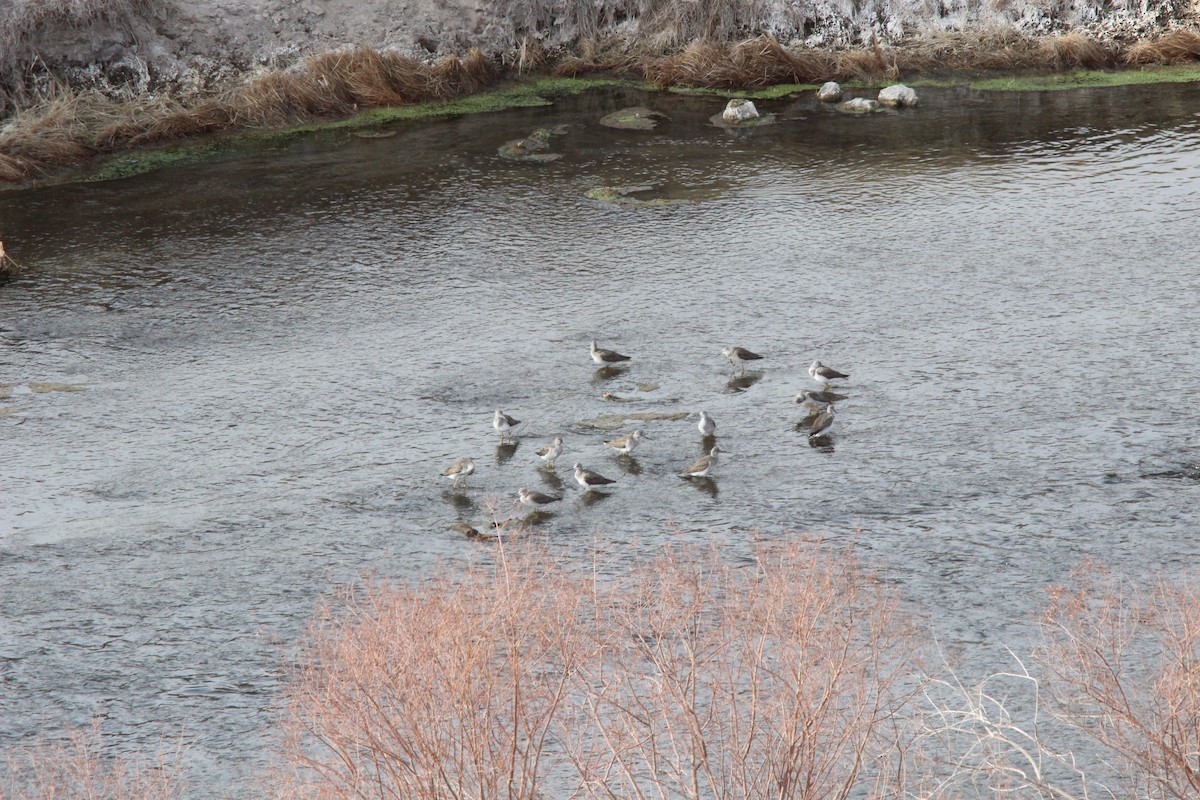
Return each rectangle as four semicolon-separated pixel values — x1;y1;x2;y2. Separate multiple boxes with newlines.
3;82;1200;794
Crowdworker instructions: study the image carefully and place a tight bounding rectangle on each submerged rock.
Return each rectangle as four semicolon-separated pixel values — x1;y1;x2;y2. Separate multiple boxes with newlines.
722;98;760;122
27;382;87;393
585;183;689;207
709;110;778;129
836;97;882;114
816;81;843;102
599;107;668;130
578;411;690;432
498;126;567;162
878;84;919;107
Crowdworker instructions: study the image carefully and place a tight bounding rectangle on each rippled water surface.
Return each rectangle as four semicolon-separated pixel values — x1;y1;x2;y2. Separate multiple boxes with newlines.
3;83;1200;794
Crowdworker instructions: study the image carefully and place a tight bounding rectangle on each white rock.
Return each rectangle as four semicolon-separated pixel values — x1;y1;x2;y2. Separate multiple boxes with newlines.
877;84;919;107
721;98;760;122
815;81;842;102
837;97;880;113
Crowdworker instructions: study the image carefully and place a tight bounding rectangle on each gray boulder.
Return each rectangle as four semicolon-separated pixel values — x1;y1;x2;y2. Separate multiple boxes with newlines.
878;84;919;107
816;81;843;102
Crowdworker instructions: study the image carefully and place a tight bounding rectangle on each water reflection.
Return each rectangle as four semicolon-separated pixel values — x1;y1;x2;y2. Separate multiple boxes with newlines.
521;509;557;526
725;371;763;393
808;435;835;453
591;365;629;383
495;441;519;465
579;490;613;506
442;490;476;510
614;456;642;476
538;468;565;492
686;476;719;498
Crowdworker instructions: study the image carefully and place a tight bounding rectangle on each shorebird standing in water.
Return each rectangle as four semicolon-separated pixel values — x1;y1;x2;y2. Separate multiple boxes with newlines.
493;409;520;442
573;463;616;490
795;388;847;405
536;435;564;469
809;404;836;439
697;410;717;439
722;346;763;374
604;429;647;455
680;446;720;478
809;360;849;385
441;457;475;489
590;340;631;364
518;488;562;507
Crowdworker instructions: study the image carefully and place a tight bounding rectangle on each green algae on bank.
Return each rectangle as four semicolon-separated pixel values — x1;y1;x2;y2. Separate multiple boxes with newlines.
910;64;1200;91
599;106;668;130
668;83;819;99
80;77;644;184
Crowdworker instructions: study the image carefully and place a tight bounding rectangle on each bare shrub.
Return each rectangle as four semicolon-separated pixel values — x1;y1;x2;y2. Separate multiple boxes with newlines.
566;541;923;800
2;720;185;800
279;540;924;799
918;650;1103;799
280;548;594;799
1037;564;1200;800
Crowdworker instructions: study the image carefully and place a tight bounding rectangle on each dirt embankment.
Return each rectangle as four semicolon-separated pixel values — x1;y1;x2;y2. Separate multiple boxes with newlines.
2;0;1198;106
1;0;1198;185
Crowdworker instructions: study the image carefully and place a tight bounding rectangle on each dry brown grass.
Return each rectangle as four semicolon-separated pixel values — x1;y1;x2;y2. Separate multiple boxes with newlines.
0;46;501;182
2;721;186;800
277;540;925;799
1037;563;1200;799
1124;28;1200;63
1037;32;1119;69
639;36;833;87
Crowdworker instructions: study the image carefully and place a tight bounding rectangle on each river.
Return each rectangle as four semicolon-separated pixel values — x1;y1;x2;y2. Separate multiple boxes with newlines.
2;82;1199;794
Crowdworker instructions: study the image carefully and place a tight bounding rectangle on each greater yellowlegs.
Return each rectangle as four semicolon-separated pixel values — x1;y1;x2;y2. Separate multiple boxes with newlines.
519;488;562;507
493;409;520;442
573;462;616;490
698;410;717;438
809;360;849;385
722;346;763;374
590;340;631;364
441;457;475;489
536;435;564;469
680;446;720;478
605;429;647;455
809;404;836;438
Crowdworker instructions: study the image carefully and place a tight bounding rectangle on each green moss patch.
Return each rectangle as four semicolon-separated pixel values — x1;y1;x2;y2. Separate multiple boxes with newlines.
909;64;1200;91
599;106;668;130
669;83;818;98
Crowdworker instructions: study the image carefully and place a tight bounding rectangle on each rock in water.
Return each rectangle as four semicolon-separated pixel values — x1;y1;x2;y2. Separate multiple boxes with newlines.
878;84;919;107
816;81;843;102
836;97;881;114
599;107;667;130
722;98;760;122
